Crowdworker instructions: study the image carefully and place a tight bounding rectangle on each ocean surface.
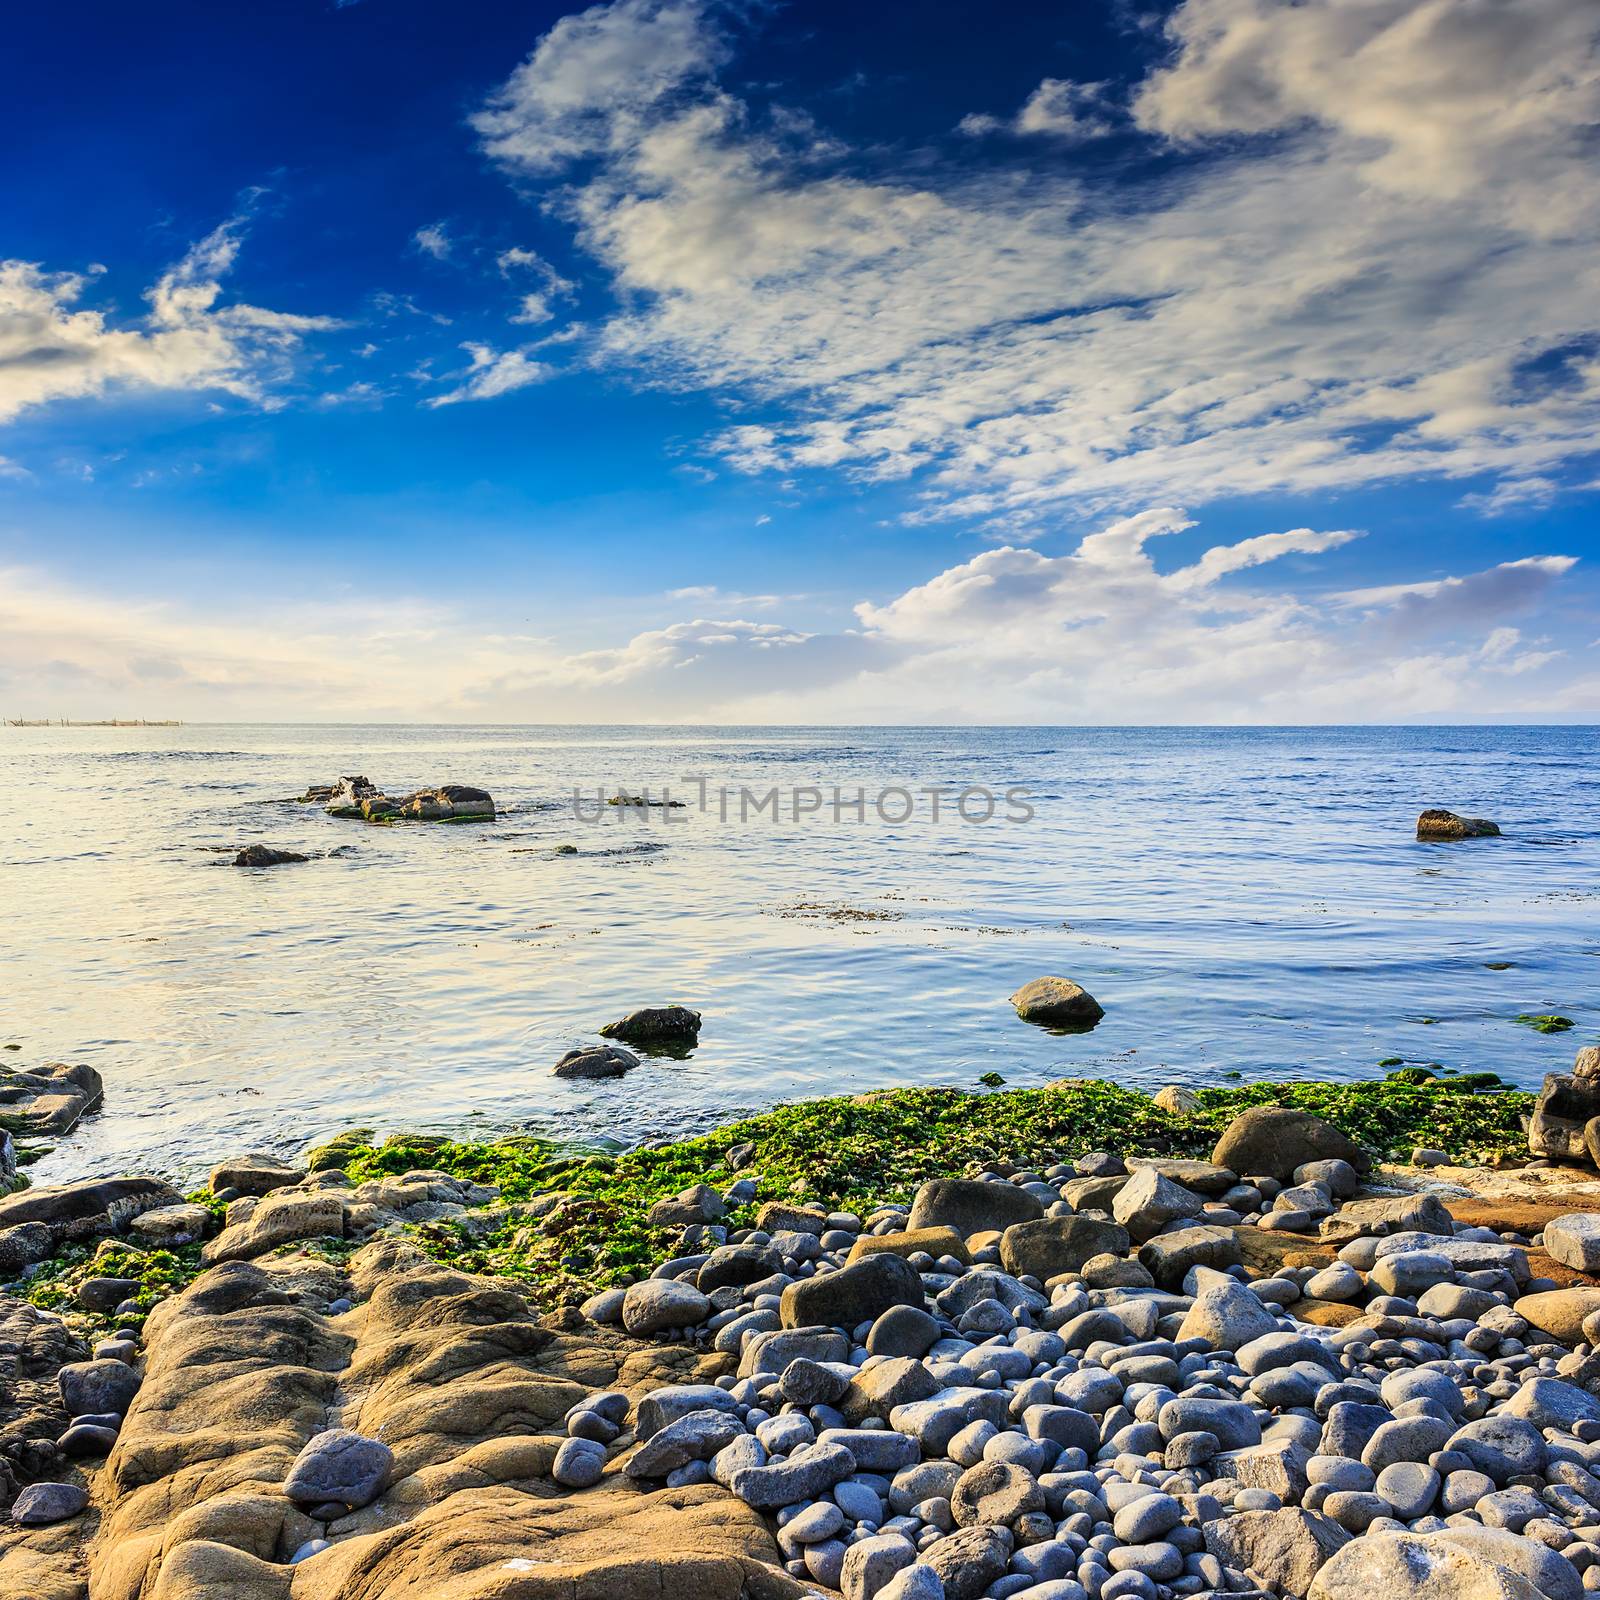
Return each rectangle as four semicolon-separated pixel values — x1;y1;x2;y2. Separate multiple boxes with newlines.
2;724;1596;1186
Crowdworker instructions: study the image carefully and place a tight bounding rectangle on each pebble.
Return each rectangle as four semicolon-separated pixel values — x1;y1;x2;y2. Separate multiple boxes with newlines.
590;1134;1600;1600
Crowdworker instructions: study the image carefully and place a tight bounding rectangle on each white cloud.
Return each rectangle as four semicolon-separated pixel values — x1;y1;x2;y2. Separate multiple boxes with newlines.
4;509;1585;722
0;218;339;425
472;0;1600;534
425;342;552;406
412;221;453;260
497;245;578;324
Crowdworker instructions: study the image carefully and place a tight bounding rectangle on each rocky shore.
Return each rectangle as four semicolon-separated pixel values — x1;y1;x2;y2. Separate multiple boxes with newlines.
4;1064;1600;1600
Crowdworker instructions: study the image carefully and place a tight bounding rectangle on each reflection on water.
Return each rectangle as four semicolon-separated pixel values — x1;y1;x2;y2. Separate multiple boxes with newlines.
1;723;1595;1184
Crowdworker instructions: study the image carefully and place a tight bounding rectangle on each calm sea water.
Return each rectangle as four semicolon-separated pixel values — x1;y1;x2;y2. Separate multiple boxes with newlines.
2;725;1595;1185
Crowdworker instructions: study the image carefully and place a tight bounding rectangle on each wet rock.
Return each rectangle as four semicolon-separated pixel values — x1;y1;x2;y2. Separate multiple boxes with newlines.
233;844;308;867
1009;977;1104;1028
0;1061;104;1138
208;1154;305;1197
1416;809;1500;839
1212;1107;1369;1184
599;1005;702;1044
552;1043;640;1079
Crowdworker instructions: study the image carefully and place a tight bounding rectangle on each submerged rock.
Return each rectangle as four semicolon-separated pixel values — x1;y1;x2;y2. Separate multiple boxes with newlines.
599;1004;703;1044
1417;808;1501;839
553;1043;640;1080
233;844;308;867
1008;976;1104;1028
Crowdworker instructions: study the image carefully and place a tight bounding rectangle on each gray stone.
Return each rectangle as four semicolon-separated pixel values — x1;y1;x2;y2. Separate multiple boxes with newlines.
1374;1461;1439;1520
1499;1375;1600;1432
1430;1526;1583;1600
1139;1224;1242;1289
923;1525;1015;1600
551;1436;606;1488
1446;1416;1546;1485
1205;1508;1350;1596
284;1428;393;1511
1361;1415;1455;1472
10;1482;89;1526
908;1179;1044;1237
817;1429;920;1473
1177;1277;1279;1350
868;1305;941;1358
877;1566;946;1600
728;1440;857;1510
621;1277;711;1334
647;1183;725;1228
59;1359;139;1418
1112;1167;1203;1240
628;1409;746;1478
781;1251;923;1329
1158;1396;1261;1450
841;1533;917;1600
635;1383;741;1441
739;1326;850;1378
1000;1215;1129;1279
1308;1531;1547;1600
951;1459;1044;1528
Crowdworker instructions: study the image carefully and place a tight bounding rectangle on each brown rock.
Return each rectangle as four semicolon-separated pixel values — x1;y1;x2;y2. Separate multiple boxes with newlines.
1212;1108;1368;1185
1416;809;1500;839
1515;1287;1600;1344
1008;977;1104;1029
848;1227;971;1266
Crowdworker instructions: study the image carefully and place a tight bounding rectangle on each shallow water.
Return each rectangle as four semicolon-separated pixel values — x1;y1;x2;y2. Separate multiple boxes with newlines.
2;724;1595;1185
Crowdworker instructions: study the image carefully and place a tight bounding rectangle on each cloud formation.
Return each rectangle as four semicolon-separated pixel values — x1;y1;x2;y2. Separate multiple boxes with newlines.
474;0;1600;532
0;219;339;425
2;509;1583;721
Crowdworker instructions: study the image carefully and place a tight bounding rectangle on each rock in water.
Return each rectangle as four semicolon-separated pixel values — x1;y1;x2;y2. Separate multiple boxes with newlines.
1008;976;1104;1028
285;1428;394;1511
1211;1106;1369;1183
552;1043;640;1079
1416;808;1501;839
599;1005;702;1044
233;844;309;867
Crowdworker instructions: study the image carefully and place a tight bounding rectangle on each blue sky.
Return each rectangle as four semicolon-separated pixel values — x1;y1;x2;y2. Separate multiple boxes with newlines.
1;0;1597;721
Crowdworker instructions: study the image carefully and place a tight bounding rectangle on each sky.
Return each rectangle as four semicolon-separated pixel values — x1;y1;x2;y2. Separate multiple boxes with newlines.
1;0;1598;724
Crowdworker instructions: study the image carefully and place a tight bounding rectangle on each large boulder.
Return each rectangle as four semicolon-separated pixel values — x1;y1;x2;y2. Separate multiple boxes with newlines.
1417;809;1500;840
1212;1107;1368;1184
1009;977;1103;1029
908;1179;1044;1238
209;1153;306;1197
1206;1508;1350;1596
1529;1069;1600;1161
1000;1216;1128;1279
1311;1531;1548;1600
1543;1213;1600;1274
0;1061;104;1138
781;1252;923;1329
0;1175;182;1242
201;1191;346;1266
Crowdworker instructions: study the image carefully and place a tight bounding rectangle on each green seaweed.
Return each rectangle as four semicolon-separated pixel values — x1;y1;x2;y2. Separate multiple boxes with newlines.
1515;1014;1575;1034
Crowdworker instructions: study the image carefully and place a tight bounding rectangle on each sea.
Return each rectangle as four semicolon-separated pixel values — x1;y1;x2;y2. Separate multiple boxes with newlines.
2;724;1595;1185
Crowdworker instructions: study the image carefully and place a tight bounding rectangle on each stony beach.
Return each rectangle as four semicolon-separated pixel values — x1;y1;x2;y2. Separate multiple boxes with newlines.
3;1047;1600;1600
